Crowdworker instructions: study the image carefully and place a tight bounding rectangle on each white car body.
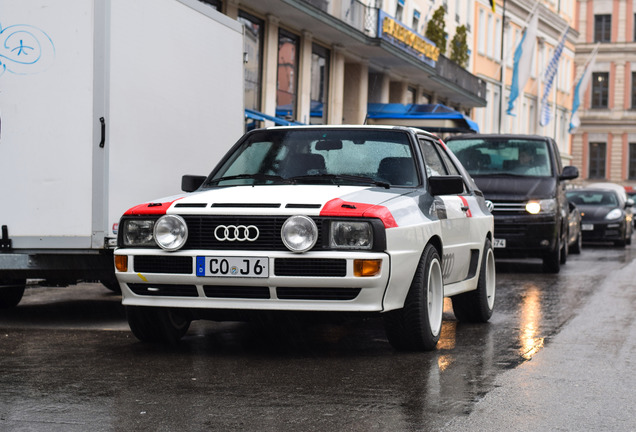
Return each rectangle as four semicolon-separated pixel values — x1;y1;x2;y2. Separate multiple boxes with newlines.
114;126;495;350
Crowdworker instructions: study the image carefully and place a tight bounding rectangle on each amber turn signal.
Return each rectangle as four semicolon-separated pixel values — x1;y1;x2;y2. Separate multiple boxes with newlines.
353;259;381;277
114;255;128;272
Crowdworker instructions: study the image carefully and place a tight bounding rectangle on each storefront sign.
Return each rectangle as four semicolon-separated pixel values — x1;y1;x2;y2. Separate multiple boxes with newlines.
378;11;439;68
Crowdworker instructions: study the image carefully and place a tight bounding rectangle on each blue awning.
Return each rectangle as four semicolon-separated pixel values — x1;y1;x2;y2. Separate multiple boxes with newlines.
366;103;479;134
245;108;304;127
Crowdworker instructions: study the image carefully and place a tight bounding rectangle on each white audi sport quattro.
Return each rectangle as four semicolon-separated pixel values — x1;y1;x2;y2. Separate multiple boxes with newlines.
114;126;495;351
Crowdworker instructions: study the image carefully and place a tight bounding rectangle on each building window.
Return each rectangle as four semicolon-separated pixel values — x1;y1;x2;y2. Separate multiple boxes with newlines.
412;10;420;32
589;142;606;179
630;143;636;179
591;72;609;109
396;0;404;22
632;72;636;109
238;11;263;113
594;15;611;43
478;9;485;54
310;44;330;125
277;29;299;121
198;0;222;11
634;14;636;41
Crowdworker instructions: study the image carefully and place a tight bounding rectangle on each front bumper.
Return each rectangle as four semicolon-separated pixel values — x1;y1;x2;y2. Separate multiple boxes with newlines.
492;214;558;258
115;249;391;312
580;220;625;242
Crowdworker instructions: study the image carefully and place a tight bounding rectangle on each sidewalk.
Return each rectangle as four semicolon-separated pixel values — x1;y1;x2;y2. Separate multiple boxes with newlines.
441;257;636;431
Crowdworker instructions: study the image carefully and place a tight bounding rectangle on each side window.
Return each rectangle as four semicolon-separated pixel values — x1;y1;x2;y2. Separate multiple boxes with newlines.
436;143;462;176
419;139;448;177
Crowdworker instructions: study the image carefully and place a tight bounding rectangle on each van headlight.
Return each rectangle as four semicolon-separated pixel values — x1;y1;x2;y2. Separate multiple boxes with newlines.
526;199;556;215
330;221;373;249
154;215;188;251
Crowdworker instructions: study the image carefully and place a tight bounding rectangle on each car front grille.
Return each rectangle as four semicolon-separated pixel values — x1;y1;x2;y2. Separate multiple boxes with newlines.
133;256;193;274
182;216;324;251
274;258;346;277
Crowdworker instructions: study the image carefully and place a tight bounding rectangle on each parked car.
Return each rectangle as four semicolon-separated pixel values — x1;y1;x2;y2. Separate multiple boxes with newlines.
565;187;633;247
588;182;634;230
114;126;495;351
445;134;579;273
566;200;583;254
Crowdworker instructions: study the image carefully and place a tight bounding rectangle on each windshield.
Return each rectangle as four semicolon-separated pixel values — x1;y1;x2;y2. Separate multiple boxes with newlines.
566;190;619;207
204;129;419;187
447;138;552;177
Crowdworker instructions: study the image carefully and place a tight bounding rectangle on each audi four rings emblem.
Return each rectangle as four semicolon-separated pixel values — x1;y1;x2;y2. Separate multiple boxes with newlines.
214;225;260;242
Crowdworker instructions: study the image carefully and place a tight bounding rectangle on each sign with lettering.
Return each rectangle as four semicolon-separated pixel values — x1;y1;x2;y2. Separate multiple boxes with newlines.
377;11;439;68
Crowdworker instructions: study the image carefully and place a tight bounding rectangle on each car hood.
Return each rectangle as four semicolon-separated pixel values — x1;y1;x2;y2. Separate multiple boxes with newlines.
125;185;411;218
472;176;556;201
577;205;618;222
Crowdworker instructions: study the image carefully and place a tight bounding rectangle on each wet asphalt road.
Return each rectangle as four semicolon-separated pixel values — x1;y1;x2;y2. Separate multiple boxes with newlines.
1;243;635;431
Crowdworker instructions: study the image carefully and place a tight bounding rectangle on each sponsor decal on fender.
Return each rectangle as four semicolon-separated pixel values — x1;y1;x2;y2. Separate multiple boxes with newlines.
124;198;183;215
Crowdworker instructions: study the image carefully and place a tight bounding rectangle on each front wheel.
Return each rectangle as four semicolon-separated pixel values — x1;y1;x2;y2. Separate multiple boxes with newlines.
126;306;191;344
383;244;444;351
542;237;561;274
451;238;496;323
0;279;27;309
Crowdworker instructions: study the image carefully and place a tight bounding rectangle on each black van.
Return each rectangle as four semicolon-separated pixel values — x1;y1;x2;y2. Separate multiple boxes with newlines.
446;134;579;273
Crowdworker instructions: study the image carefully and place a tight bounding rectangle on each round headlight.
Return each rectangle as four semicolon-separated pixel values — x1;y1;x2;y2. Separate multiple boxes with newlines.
281;215;318;253
154;215;188;251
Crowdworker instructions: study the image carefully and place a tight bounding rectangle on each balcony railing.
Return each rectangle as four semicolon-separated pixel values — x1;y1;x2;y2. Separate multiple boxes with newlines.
436;54;487;100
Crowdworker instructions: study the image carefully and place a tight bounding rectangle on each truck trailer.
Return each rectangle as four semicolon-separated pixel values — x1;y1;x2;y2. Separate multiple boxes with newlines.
0;0;244;307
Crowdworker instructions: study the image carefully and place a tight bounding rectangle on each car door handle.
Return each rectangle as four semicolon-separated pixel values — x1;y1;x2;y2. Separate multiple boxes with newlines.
461;206;470;212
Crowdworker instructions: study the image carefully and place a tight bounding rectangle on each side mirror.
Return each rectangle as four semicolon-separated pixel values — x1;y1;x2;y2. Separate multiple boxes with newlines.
560;165;579;180
428;175;464;196
626;198;634;208
181;175;206;192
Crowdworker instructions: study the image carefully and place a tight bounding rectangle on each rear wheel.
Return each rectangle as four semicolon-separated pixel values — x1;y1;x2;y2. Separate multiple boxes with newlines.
384;244;444;351
0;279;26;309
126;306;191;344
451;238;496;323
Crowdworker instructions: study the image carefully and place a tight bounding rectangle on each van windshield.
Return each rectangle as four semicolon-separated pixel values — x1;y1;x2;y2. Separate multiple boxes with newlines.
447;138;552;177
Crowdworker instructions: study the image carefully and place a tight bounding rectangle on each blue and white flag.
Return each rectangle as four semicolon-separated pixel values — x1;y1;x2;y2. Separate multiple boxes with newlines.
569;45;599;133
539;28;569;126
507;11;539;116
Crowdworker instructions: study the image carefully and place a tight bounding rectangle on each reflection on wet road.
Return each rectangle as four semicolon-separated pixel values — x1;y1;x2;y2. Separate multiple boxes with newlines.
0;244;633;430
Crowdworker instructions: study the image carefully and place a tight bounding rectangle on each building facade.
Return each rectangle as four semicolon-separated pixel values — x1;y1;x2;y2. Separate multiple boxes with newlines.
471;0;578;160
571;0;636;187
201;0;486;128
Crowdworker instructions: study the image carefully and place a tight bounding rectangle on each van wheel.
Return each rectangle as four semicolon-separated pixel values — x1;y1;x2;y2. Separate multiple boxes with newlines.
570;231;582;254
452;238;496;323
383;244;444;351
126;306;191;344
543;238;561;273
0;279;26;308
560;234;568;265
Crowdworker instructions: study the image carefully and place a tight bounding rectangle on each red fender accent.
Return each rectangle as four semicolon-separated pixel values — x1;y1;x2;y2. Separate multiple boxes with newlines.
124;198;183;215
320;198;398;228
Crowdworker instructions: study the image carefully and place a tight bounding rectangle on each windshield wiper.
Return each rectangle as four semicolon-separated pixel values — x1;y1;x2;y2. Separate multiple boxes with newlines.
288;174;390;189
205;174;292;186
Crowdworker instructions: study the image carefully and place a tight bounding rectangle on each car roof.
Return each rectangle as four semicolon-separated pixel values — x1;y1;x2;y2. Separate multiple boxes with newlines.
445;133;553;142
259;124;441;140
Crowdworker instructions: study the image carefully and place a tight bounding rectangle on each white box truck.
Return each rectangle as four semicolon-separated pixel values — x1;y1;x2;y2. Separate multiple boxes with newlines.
0;0;244;307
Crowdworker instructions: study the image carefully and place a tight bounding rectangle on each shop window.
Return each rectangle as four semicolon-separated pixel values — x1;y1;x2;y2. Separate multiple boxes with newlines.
310;44;330;124
238;11;263;113
589;142;606;179
277;29;299;121
591;72;609;109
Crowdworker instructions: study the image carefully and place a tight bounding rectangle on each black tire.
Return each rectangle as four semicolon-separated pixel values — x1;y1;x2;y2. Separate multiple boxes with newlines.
570;231;582;254
126;306;191;344
101;278;122;294
0;279;26;309
560;233;568;265
383;244;444;351
451;238;496;323
543;237;561;274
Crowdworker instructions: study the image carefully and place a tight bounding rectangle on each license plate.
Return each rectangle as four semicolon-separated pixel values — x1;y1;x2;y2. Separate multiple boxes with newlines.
581;224;594;231
493;238;506;248
196;256;269;278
